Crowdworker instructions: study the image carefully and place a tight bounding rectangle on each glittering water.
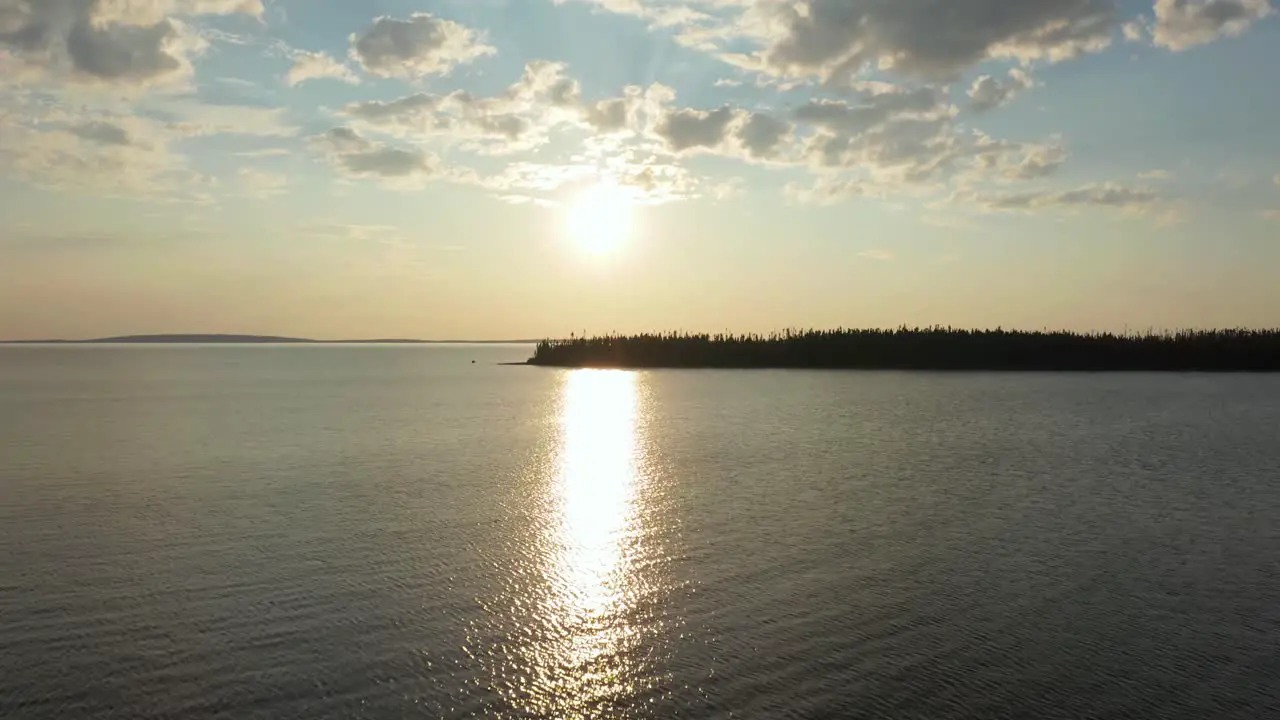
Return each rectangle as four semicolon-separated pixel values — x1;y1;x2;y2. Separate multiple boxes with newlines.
3;345;1280;719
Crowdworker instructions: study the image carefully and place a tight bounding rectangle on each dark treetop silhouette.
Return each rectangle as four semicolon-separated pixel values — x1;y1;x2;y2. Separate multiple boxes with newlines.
527;328;1280;371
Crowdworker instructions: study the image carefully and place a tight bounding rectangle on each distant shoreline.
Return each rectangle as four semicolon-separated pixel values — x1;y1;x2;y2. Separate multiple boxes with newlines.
525;328;1280;372
0;334;537;345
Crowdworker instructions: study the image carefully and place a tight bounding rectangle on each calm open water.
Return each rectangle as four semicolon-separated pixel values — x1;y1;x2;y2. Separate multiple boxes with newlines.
3;345;1280;719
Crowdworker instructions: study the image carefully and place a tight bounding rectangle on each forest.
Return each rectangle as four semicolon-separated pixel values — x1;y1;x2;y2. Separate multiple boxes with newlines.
527;328;1280;371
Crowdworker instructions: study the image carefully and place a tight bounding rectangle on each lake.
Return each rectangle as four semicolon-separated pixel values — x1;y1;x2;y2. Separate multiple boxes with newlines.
3;345;1279;718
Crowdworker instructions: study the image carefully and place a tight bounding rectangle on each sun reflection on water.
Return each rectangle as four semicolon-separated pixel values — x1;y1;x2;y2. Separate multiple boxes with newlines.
509;369;655;718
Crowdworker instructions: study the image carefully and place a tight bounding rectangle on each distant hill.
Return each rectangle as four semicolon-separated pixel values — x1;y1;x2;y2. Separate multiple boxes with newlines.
0;334;537;344
92;334;313;343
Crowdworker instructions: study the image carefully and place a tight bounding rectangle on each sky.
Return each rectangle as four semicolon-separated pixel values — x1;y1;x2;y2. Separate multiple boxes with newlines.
0;0;1277;340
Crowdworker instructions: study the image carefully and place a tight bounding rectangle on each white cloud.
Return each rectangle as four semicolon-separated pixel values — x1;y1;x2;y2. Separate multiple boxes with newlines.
344;91;537;152
471;135;732;206
1152;0;1272;50
1138;169;1173;180
286;51;358;86
68;120;138;147
977;182;1160;212
237;167;287;198
153;99;296;138
342;61;652;155
91;0;264;26
648;103;794;161
795;87;945;136
349;13;495;79
1003;144;1068;180
0;0;260;88
0;110;204;197
968;69;1036;113
758;0;1118;83
785;176;869;206
235;148;290;158
311;127;437;187
626;80;1075;197
551;0;725;30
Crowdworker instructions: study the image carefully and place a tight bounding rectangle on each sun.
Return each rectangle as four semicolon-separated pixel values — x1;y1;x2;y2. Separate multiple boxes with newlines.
565;182;634;254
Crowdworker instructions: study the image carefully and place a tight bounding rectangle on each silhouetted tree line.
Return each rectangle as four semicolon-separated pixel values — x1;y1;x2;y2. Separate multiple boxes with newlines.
528;327;1280;371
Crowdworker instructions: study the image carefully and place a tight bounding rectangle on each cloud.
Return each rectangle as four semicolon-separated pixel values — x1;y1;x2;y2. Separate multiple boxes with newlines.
286;51;358;86
344;92;534;150
237;167;287;197
68;120;137;147
0;0;260;87
154;99;296;138
654;106;737;151
785;176;869;205
794;88;973;181
1138;169;1173;180
1151;0;1272;50
350;13;495;79
968;69;1036;112
342;61;650;154
633;79;1073;195
1122;19;1150;41
0;111;204;197
1002;144;1068;180
759;0;1119;83
472;136;732;206
551;0;721;30
650;104;794;161
858;249;894;261
311;127;436;185
234;148;290;157
978;182;1160;211
795;87;944;136
92;0;264;25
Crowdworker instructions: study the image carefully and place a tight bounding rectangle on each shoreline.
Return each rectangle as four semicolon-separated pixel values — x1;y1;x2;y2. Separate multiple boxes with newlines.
524;327;1280;373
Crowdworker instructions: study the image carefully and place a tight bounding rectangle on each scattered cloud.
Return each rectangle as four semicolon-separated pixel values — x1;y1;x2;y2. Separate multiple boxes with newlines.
0;114;203;197
757;0;1118;84
0;0;1273;220
237;167;287;198
342;60;656;155
68;120;138;147
235;148;290;158
1151;0;1273;50
1002;144;1068;180
785;176;869;206
651;104;794;161
969;69;1036;113
286;51;358;86
0;0;261;88
976;182;1160;212
858;249;894;261
311;127;437;186
349;13;495;79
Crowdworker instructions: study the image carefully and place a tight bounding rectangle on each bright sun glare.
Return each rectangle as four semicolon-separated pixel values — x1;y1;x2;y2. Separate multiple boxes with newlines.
566;183;634;254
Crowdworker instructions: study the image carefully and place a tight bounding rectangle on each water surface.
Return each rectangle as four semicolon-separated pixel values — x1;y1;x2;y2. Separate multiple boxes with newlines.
3;345;1279;718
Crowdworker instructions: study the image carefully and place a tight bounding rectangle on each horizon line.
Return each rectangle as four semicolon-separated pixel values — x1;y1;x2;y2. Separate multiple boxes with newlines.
0;334;540;345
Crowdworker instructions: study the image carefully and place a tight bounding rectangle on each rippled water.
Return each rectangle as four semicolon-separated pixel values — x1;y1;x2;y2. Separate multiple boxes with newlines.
3;345;1280;719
